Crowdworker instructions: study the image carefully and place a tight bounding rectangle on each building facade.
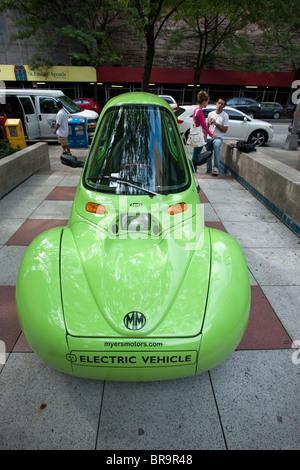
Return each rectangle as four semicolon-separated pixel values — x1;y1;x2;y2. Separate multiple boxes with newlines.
0;12;295;108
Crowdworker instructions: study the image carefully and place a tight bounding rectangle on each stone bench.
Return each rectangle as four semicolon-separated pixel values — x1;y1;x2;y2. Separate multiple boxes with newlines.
220;142;300;236
0;142;50;198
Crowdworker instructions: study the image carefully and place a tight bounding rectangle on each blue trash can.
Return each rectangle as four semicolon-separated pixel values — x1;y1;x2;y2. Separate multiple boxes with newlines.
68;117;89;148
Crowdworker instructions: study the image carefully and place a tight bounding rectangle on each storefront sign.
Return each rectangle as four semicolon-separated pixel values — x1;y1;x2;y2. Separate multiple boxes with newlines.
0;65;97;82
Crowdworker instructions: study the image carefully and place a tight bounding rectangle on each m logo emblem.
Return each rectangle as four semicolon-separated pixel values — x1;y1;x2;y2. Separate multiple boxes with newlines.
124;311;146;331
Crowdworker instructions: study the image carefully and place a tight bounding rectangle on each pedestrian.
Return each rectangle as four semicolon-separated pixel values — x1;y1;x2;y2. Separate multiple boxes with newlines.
191;90;217;172
54;101;72;155
205;98;228;175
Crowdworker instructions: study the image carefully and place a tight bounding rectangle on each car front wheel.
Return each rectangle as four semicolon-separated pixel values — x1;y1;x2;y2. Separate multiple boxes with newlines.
247;130;267;146
273;111;281;119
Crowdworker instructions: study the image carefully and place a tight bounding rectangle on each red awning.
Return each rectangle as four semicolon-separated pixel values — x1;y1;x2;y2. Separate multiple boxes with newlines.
97;66;293;88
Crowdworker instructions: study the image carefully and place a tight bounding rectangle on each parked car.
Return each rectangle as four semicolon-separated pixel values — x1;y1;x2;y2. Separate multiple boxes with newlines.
226;97;261;118
258;102;285;119
175;105;274;146
158;95;178;110
16;92;250;381
73;97;101;114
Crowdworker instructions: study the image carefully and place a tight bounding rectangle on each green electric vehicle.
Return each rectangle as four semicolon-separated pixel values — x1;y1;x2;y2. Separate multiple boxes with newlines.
16;93;250;381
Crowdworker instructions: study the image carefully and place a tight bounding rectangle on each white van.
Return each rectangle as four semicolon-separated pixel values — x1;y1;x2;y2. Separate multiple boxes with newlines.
0;88;99;141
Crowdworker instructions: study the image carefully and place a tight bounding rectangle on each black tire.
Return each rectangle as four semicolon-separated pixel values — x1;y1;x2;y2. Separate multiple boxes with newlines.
273;111;281;119
247;130;268;146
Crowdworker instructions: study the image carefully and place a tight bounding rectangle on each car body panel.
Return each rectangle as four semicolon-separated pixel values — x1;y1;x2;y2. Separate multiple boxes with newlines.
60;216;209;338
15;227;73;376
16;92;250;381
197;228;251;373
67;334;201;381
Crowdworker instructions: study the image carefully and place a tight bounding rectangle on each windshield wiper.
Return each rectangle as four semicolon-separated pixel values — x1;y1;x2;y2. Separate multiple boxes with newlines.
87;175;159;197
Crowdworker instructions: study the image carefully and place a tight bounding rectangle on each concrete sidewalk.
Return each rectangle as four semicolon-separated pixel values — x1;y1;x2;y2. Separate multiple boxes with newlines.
258;145;299;169
0;144;299;450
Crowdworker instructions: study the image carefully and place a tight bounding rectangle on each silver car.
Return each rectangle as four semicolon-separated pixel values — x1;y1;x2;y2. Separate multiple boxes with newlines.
175;105;274;146
159;95;178;110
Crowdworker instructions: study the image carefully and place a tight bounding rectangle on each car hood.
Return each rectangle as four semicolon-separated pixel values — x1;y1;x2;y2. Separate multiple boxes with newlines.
73;109;99;119
60;220;211;339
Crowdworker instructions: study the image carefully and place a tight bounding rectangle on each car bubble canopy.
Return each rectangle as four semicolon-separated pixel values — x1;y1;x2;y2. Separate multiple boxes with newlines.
84;105;191;196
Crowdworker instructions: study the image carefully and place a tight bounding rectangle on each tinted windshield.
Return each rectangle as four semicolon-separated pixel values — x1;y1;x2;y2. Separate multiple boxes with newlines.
84;105;190;195
58;94;82;113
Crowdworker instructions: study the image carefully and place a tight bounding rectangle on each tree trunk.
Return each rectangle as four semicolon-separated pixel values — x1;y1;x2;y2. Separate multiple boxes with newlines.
141;44;155;92
141;26;155;92
192;66;201;103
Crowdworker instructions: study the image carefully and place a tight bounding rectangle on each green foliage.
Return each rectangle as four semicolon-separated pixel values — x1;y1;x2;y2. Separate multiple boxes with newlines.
165;0;256;101
128;0;187;90
0;0;131;68
0;140;18;159
229;0;300;77
0;0;299;91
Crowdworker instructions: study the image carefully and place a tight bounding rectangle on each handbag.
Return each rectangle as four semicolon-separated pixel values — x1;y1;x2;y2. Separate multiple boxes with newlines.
187;109;205;147
236;142;256;153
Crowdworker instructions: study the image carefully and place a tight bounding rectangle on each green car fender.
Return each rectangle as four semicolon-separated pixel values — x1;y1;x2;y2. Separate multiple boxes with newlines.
15;227;72;375
197;228;251;373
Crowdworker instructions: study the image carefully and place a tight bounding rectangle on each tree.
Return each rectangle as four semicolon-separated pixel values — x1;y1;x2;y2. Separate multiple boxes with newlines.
167;0;254;102
246;0;300;108
0;0;130;68
130;0;186;91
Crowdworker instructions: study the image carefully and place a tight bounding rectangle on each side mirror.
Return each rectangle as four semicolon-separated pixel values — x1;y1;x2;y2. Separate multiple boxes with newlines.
60;154;84;168
243;117;248;122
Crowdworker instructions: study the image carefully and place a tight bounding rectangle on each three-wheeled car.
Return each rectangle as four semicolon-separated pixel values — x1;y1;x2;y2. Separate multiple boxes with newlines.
16;93;250;381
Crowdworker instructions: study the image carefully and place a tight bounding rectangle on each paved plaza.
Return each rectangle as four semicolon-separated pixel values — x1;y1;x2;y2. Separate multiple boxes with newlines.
0;143;299;451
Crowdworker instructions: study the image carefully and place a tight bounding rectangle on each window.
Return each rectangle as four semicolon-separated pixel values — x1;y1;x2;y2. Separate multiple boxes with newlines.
84;105;190;195
58;95;81;113
226;109;247;121
39;97;57;114
19;97;35;114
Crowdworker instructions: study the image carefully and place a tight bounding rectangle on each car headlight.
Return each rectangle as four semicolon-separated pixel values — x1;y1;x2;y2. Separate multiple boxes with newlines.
88;120;98;129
